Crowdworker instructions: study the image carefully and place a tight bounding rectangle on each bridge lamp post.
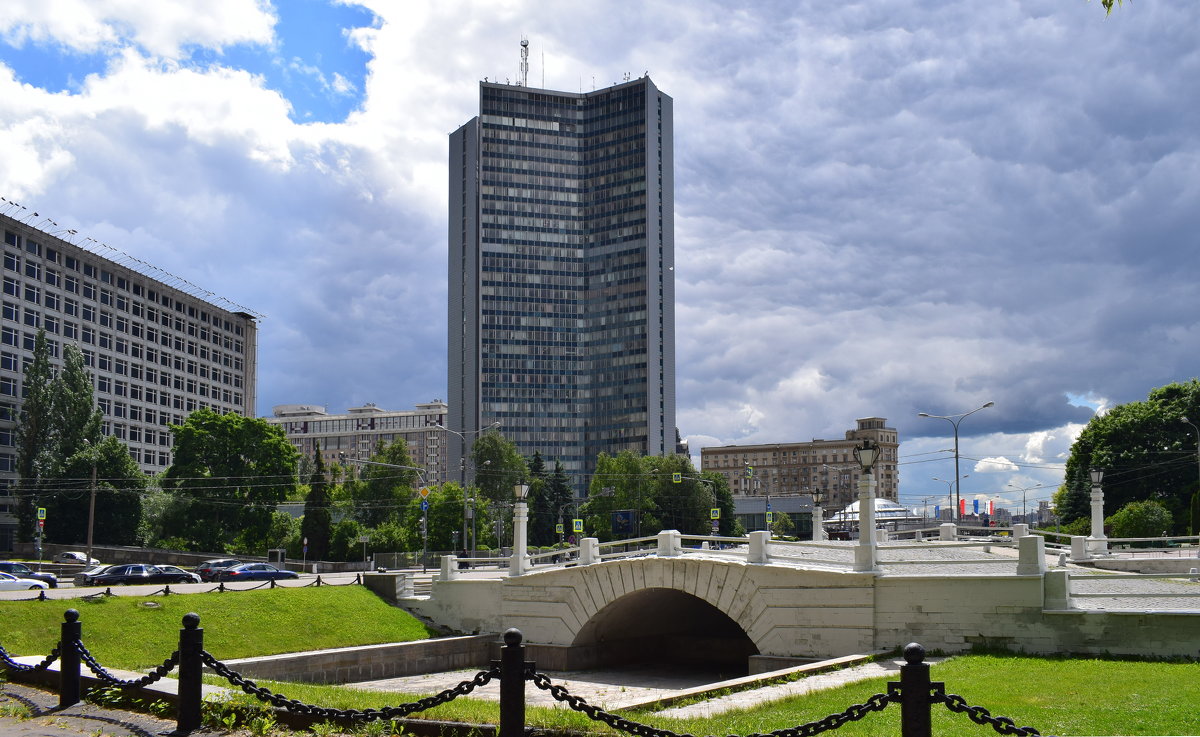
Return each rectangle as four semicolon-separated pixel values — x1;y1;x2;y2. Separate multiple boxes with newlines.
918;401;994;521
511;483;530;577
810;487;825;541
852;439;880;572
1088;468;1107;556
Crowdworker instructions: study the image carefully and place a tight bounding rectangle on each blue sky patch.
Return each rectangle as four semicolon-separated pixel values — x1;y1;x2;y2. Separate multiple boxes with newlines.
0;0;376;124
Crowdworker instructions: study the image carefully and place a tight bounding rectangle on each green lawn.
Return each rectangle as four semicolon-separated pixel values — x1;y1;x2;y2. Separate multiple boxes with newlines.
201;653;1200;736
4;589;1198;735
0;587;436;669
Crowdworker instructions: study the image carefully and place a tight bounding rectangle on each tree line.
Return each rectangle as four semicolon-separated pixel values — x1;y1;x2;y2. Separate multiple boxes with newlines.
12;329;731;560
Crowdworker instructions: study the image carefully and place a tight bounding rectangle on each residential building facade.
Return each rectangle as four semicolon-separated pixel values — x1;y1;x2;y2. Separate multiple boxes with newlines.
700;418;900;513
0;212;258;549
448;76;676;494
266;401;449;486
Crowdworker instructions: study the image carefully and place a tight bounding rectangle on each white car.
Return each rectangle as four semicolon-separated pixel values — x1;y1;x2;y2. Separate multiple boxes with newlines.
0;571;49;591
54;551;100;565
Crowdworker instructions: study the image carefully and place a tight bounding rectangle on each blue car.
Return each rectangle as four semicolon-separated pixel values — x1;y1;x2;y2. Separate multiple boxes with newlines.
213;563;299;582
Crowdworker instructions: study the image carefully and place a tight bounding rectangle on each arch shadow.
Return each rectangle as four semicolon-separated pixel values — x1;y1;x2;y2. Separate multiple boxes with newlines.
571;587;758;674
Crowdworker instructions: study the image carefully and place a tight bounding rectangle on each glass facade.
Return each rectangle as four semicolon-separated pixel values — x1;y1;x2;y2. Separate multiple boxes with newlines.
450;78;675;494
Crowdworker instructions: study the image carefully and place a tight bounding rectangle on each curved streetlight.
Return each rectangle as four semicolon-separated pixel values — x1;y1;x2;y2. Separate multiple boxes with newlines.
1006;482;1045;523
1182;417;1200;505
918;401;995;522
437;421;500;560
931;476;964;521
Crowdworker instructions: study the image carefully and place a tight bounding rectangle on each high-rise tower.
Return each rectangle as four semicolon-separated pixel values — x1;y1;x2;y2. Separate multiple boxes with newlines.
449;76;675;494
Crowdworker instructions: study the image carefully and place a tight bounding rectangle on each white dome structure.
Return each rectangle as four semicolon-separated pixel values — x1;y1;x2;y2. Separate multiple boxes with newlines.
825;498;921;526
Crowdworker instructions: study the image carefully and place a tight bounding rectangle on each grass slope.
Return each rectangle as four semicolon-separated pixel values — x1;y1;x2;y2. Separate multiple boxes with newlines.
0;587;436;669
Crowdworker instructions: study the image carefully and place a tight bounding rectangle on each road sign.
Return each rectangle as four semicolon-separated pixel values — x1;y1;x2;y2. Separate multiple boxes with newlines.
745;466;754;477
420;499;430;512
710;508;720;520
711;521;719;534
36;507;46;520
573;518;583;533
766;511;774;524
672;472;681;483
555;523;564;534
419;486;431;498
358;535;370;543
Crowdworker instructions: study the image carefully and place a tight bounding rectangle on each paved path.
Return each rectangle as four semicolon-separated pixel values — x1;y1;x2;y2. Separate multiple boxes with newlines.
346;656;933;716
0;682;206;737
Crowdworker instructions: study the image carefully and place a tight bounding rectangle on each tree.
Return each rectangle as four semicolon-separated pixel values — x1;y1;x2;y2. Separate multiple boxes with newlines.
163;409;298;552
582;451;716;541
47;344;102;473
14;329;53;542
1063;380;1200;534
44;436;145;547
471;431;527;503
350;439;419;527
1106;500;1172;541
301;443;333;561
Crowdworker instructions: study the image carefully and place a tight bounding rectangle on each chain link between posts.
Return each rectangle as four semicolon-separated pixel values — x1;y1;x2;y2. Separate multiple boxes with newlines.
0;644;60;673
201;650;499;721
74;640;179;689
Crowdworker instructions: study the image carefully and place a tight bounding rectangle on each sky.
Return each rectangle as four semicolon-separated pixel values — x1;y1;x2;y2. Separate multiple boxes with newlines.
1;0;1197;517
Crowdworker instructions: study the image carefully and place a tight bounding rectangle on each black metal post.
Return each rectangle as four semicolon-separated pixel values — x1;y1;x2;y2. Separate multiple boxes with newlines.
499;628;528;737
899;642;934;737
177;612;204;733
59;609;81;708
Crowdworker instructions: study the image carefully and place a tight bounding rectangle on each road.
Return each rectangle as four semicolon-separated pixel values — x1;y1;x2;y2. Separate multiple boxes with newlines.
0;570;382;602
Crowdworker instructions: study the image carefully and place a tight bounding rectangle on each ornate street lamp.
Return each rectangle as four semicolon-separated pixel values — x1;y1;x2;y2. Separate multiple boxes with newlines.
810;487;826;541
852;439;880;572
918;401;994;521
511;483;530;576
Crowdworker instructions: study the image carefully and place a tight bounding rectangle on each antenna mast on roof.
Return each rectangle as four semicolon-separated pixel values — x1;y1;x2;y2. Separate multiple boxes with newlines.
519;36;529;87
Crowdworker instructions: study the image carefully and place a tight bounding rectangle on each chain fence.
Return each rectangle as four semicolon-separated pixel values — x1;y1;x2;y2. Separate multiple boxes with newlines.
0;612;1050;737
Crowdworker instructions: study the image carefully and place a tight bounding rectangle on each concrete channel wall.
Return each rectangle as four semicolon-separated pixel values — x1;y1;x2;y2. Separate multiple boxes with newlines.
216;635;496;684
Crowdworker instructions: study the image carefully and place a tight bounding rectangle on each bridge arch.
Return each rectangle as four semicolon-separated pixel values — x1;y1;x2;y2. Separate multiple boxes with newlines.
572;587;758;671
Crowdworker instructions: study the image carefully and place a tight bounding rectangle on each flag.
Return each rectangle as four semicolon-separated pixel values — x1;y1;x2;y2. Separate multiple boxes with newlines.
973;498;979;514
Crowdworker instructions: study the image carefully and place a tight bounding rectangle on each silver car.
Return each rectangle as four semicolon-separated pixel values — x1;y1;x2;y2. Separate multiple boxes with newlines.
0;571;49;591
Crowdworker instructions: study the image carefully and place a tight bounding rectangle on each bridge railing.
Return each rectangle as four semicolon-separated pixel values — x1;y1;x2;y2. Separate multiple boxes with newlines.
2;610;1047;737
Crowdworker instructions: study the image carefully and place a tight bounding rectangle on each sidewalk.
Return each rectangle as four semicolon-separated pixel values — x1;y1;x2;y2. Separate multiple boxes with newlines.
0;682;193;736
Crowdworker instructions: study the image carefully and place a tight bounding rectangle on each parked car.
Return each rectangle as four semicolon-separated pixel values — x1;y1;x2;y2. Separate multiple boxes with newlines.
0;571;49;591
195;558;242;582
54;551;100;565
213;563;299;582
77;564;197;587
156;565;202;583
73;565;113;587
0;561;58;588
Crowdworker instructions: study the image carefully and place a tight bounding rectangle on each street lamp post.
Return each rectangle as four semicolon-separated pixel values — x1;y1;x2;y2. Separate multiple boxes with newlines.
1088;468;1107;555
918;401;995;522
1006;483;1044;524
931;476;965;521
341;456;429;569
511;483;530;576
852;439;880;572
1182;417;1200;517
83;440;98;569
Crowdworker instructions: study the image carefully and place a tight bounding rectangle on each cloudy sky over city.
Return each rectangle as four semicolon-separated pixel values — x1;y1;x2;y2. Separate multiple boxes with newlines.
1;0;1196;514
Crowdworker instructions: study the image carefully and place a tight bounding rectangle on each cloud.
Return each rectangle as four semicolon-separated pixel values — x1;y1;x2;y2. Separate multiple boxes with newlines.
1;0;1198;508
0;0;276;59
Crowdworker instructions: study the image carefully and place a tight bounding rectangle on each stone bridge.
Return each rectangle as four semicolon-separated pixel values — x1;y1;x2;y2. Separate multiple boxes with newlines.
393;531;1200;672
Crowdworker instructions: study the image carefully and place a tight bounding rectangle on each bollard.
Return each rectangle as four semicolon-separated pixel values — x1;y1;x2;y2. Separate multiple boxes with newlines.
59;609;81;708
898;642;937;737
499;628;529;737
177;613;204;733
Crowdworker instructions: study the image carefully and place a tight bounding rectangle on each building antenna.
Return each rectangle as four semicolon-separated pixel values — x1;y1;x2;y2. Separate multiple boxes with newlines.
519;36;529;87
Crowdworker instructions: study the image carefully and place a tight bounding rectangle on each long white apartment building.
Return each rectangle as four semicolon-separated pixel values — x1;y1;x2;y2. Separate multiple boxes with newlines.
0;211;258;549
266;401;450;486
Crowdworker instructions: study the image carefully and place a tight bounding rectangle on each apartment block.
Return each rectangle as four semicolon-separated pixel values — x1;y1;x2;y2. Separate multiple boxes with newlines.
266;401;449;486
0;212;257;549
700;418;900;513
